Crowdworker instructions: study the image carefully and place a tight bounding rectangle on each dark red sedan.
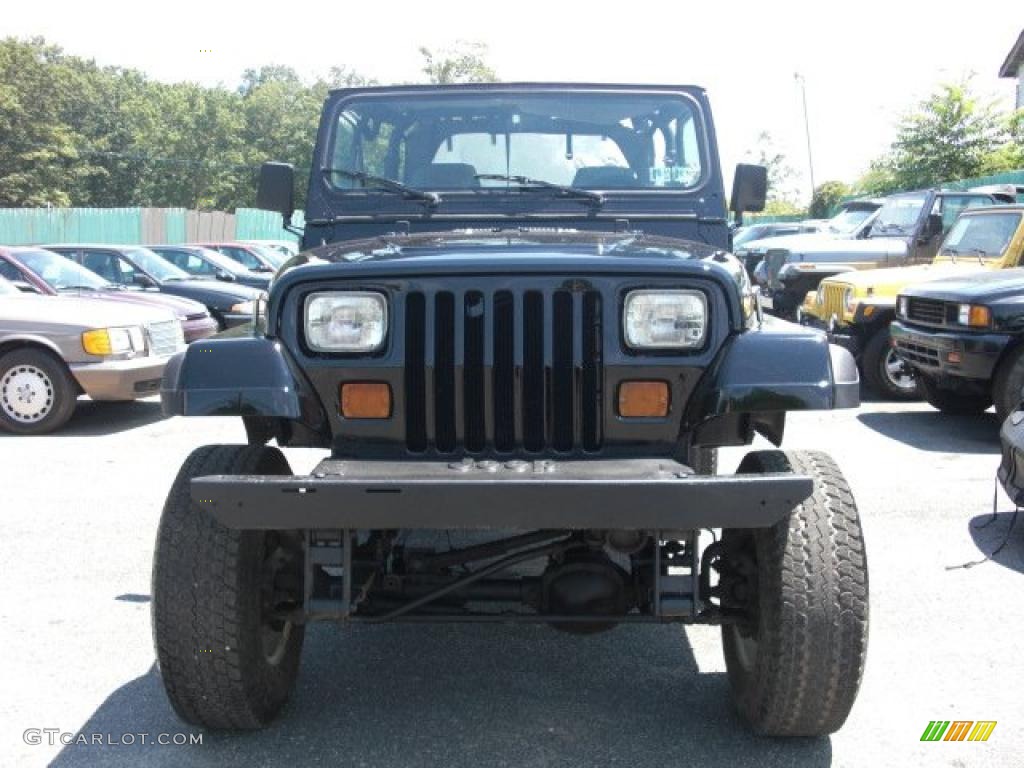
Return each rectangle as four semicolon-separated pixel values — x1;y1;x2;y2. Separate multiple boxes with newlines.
0;246;218;343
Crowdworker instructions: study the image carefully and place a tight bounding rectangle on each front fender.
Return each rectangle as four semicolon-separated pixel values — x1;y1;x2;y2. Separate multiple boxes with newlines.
687;317;859;424
160;337;327;432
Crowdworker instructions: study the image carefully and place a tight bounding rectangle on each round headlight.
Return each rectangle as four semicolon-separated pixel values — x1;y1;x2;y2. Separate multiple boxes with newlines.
623;290;707;349
305;291;387;352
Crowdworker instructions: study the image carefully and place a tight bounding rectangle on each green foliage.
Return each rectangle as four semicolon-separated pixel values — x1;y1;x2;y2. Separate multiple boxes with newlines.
743;131;799;206
808;181;851;218
857;80;1014;194
419;41;498;84
0;36;493;210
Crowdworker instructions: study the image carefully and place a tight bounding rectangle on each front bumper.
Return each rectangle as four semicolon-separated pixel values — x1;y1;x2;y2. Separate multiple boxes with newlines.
998;411;1024;504
70;355;171;400
890;321;1010;381
192;458;813;531
220;312;253;329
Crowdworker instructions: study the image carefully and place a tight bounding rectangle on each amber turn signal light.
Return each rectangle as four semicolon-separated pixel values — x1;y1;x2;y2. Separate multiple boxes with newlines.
618;381;670;418
340;382;391;419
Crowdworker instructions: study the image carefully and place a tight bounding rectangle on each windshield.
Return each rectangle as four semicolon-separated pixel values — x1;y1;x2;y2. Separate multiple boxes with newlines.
870;194;927;236
327;91;705;193
17;249;110;289
194;248;250;273
732;226;771;247
126;248;190;281
827;207;875;235
940;212;1022;259
249;244;286;269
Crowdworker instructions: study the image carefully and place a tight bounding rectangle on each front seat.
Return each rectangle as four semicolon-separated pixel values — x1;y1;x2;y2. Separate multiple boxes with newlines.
571;166;638;189
408;163;480;188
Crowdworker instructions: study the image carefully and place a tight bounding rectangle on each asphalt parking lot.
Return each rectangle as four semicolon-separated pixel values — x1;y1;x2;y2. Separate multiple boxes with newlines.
2;397;1021;768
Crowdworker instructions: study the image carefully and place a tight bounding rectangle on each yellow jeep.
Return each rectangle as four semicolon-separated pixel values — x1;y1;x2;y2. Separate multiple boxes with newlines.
800;205;1024;398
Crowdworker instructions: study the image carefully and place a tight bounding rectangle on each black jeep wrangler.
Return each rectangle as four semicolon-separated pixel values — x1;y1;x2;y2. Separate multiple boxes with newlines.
153;83;868;736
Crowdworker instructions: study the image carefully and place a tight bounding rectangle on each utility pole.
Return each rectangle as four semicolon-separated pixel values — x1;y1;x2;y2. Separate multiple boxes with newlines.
794;72;816;199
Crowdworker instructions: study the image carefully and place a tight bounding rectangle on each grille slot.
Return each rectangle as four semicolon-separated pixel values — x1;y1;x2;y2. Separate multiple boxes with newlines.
146;320;184;356
906;298;947;326
821;284;848;319
405;288;603;455
895;339;941;368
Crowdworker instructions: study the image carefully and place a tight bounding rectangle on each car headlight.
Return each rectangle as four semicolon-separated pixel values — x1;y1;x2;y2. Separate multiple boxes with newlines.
230;300;255;315
623;290;707;349
843;288;857;315
957;303;991;328
305;291;387;352
897;296;908;318
81;326;145;356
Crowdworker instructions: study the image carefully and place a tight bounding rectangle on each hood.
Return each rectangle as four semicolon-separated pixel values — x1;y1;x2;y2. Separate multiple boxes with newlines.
901;268;1024;303
740;234;908;260
160;279;263;302
828;262;992;293
0;293;177;329
59;288;209;318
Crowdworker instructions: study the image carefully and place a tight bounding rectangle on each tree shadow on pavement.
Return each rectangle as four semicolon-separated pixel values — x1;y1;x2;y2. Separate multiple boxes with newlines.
49;623;832;768
966;511;1024;574
856;410;1001;454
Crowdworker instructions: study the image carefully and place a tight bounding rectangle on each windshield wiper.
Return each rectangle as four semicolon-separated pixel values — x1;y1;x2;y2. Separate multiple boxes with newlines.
475;174;605;208
321;168;441;207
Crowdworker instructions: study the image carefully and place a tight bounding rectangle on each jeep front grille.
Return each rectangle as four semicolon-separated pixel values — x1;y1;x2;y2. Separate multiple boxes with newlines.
146;320;185;357
821;284;848;320
906;298;947;326
404;289;603;454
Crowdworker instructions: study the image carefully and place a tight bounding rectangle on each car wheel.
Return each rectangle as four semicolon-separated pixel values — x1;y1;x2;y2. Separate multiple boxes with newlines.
0;348;78;434
152;445;305;729
919;376;991;416
721;450;868;736
991;346;1024;423
861;326;921;400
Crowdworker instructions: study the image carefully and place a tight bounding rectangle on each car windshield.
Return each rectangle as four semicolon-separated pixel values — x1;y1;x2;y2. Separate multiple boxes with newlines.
939;212;1022;259
827;207;875;235
126;247;190;281
249;244;286;269
195;248;250;273
18;249;110;290
869;194;927;236
327;91;705;194
732;226;770;247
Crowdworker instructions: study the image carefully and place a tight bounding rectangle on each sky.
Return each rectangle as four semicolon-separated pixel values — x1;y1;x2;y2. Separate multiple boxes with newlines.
5;1;1023;200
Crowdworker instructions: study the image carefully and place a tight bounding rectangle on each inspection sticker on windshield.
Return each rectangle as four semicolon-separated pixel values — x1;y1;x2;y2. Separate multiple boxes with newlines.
649;165;698;186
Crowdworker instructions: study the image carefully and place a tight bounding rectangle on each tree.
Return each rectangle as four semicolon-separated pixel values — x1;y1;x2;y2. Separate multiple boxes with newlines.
981;108;1024;173
744;131;801;209
883;80;1004;190
809;181;851;218
419;41;497;84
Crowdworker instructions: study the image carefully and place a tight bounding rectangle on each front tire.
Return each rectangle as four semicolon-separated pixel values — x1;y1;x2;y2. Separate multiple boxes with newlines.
152;445;304;729
861;327;920;400
920;376;991;415
991;346;1024;423
0;348;78;434
721;450;869;736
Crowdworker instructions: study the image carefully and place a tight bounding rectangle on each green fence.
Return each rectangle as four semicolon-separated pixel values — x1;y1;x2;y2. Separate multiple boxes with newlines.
0;207;301;246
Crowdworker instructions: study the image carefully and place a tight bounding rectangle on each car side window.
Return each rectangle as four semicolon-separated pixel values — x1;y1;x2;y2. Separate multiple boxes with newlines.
188;254;215;275
219;247;260;271
81;251;119;283
0;260;22;281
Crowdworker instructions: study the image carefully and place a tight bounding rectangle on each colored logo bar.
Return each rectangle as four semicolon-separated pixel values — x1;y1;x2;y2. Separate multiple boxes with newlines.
921;721;997;742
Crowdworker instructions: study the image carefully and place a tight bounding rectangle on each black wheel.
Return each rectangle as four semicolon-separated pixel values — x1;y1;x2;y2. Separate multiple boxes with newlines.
991;346;1024;422
861;326;920;400
0;347;78;434
721;450;868;736
919;376;991;415
152;445;305;729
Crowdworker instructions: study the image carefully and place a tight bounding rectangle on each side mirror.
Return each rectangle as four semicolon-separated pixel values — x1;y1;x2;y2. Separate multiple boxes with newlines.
921;213;943;241
215;269;236;282
12;280;40;294
730;164;768;227
132;273;156;288
256;162;295;221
